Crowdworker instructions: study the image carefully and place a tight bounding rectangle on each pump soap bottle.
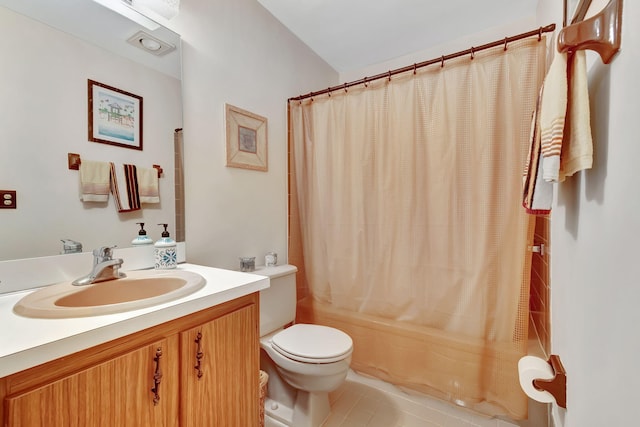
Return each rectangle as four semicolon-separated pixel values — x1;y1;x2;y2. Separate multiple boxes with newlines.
132;223;153;246
154;224;177;269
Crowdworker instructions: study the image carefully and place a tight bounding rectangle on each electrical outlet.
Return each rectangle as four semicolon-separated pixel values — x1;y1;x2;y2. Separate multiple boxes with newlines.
0;190;16;209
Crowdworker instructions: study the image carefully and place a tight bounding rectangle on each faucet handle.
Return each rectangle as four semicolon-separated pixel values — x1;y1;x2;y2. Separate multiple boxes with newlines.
93;246;117;262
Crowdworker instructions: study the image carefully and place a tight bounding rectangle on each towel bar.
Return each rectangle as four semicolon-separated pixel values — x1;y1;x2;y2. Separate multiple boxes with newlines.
68;153;163;178
558;0;623;64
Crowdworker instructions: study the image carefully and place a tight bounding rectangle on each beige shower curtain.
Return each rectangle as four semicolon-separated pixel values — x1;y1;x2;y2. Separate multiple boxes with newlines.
289;38;546;419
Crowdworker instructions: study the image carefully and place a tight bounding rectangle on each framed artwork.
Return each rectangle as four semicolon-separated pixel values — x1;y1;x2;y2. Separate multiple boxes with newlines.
225;103;268;172
88;79;143;150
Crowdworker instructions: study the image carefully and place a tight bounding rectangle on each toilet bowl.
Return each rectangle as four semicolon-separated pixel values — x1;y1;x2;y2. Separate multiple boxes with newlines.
257;265;353;427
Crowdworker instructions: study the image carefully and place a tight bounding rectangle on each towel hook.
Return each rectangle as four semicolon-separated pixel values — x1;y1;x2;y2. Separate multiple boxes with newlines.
557;0;622;64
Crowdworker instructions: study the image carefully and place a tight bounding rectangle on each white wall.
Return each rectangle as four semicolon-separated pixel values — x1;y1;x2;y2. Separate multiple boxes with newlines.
172;0;640;424
169;0;337;270
339;16;537;83
0;7;181;261
537;0;640;426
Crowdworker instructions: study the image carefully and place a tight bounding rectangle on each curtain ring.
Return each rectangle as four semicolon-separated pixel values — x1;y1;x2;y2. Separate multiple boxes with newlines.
413;63;417;75
504;37;508;51
327;88;331;97
363;77;368;88
538;27;542;41
344;83;348;93
441;55;445;68
388;70;392;81
470;46;475;60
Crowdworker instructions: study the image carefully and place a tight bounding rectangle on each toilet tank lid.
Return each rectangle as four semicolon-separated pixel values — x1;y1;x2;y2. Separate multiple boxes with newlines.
253;264;298;279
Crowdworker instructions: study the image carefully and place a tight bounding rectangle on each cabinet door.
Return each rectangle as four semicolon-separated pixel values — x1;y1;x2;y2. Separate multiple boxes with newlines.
5;338;179;427
180;303;258;427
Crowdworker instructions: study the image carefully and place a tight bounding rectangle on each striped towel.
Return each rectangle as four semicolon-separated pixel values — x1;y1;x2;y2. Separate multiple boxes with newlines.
110;163;140;212
79;160;110;202
540;52;568;183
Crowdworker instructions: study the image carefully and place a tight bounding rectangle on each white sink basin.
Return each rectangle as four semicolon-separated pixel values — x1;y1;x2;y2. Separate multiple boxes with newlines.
13;270;206;319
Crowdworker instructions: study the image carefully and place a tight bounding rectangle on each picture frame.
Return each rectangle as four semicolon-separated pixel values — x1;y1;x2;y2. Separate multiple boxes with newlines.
88;79;143;150
225;103;268;172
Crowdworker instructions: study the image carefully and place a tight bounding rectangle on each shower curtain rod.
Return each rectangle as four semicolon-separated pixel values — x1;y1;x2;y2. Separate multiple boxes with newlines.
289;23;556;102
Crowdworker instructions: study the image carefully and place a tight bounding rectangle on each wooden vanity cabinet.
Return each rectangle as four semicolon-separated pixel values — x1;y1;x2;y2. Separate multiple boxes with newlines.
180;303;258;426
0;293;259;427
4;338;179;427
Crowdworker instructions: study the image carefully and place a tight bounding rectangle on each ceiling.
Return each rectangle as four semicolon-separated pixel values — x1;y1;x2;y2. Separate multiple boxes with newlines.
0;0;181;78
257;0;539;72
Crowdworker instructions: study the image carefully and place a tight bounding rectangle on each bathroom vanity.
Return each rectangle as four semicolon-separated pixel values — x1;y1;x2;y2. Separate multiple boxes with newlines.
0;260;268;427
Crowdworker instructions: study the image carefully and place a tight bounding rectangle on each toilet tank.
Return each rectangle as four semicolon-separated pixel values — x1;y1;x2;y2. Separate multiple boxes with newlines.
256;264;298;337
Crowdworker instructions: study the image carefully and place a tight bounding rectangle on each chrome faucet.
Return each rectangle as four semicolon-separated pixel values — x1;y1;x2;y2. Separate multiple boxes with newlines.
72;246;126;286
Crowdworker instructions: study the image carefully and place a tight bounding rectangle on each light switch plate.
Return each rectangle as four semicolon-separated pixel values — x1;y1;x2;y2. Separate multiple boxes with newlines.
0;190;16;209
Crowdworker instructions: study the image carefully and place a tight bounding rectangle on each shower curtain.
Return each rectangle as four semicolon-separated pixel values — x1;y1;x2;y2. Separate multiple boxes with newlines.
288;37;546;419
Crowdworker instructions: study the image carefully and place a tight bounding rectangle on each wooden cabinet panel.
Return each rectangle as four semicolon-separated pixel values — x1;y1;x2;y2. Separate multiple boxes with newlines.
5;338;179;427
180;303;259;427
1;293;259;427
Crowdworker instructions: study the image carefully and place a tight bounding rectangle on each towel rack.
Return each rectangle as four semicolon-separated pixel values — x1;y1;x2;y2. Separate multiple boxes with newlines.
68;152;163;178
558;0;623;64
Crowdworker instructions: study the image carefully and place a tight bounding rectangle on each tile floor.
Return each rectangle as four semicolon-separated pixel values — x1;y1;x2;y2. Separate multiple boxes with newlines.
322;370;545;427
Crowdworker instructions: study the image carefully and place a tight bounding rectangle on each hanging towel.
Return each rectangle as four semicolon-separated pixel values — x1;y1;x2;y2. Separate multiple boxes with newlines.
110;162;141;212
137;167;160;204
560;50;593;180
540;52;568;183
79;160;111;202
523;87;553;215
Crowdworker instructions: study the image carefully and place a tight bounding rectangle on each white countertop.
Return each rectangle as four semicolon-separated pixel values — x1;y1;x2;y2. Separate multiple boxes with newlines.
0;263;269;377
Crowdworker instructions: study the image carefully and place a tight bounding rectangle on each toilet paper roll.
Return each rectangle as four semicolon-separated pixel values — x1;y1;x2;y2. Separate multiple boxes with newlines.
518;355;556;403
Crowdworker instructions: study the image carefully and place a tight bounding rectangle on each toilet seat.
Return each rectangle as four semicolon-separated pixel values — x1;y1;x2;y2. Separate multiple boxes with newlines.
271;324;353;364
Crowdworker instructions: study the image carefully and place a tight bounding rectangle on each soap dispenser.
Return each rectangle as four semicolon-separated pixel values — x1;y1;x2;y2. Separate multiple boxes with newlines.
131;223;153;246
154;223;177;269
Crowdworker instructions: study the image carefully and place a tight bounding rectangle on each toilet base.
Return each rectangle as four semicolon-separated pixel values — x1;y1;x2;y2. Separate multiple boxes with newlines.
264;391;331;427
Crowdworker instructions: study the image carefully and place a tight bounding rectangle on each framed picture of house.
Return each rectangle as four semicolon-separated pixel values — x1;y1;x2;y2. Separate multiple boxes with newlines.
88;79;143;150
225;103;268;171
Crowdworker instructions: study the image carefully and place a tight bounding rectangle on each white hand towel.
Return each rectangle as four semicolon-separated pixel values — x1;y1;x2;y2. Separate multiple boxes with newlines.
540;52;568;183
560;50;593;180
110;162;141;212
79;160;111;202
137;167;160;204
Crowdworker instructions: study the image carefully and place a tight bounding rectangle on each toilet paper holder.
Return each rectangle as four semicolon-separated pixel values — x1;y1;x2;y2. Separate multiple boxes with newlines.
532;354;567;408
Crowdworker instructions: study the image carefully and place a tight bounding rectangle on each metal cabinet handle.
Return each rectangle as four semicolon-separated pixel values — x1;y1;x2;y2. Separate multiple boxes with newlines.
151;347;163;405
194;331;204;379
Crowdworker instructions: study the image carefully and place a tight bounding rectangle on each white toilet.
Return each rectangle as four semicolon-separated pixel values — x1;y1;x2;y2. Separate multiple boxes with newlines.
257;264;353;427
